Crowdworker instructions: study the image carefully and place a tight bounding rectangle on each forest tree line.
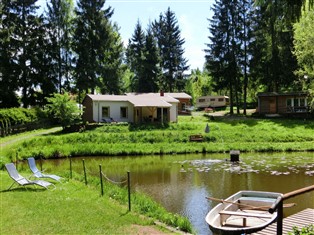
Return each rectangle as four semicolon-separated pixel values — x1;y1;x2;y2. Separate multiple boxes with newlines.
0;0;313;113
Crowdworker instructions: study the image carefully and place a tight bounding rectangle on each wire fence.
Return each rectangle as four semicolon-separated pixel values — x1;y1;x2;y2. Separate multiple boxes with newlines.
68;157;132;211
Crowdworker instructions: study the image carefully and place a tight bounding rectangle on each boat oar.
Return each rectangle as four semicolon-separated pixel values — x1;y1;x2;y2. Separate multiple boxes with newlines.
206;196;295;210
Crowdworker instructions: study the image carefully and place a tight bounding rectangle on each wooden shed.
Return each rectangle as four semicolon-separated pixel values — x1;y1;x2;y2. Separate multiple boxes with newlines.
257;92;310;115
165;92;192;114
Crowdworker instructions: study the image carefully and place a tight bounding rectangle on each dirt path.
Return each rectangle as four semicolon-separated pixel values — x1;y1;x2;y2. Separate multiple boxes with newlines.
0;127;62;149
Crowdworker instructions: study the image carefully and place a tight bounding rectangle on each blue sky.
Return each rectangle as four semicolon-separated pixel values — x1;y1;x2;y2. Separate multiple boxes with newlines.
37;0;215;72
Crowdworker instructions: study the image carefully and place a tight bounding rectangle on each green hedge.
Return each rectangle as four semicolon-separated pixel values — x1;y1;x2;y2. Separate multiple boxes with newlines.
0;108;46;136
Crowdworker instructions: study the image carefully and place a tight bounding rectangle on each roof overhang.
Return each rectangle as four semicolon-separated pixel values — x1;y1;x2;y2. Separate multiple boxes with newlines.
257;92;308;97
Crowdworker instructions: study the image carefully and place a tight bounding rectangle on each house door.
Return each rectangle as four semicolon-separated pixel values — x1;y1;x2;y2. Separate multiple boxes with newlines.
269;98;276;113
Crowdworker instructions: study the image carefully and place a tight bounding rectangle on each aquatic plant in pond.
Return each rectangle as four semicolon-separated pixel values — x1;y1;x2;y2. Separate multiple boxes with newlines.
176;153;314;176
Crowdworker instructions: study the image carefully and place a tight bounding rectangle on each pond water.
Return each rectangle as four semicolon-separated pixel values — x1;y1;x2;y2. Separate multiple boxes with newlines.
40;152;314;235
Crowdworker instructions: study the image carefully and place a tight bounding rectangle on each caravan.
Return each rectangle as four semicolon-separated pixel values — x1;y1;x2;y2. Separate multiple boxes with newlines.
196;95;229;109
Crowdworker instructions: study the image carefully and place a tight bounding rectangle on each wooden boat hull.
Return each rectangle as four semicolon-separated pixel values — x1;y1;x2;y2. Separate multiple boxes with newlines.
205;191;283;235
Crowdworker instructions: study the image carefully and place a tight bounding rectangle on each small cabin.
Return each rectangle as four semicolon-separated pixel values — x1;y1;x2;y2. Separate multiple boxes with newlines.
196;95;229;109
257;92;311;115
165;92;192;114
82;93;179;124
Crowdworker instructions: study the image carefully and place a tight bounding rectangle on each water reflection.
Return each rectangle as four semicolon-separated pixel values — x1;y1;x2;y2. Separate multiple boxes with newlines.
36;152;314;235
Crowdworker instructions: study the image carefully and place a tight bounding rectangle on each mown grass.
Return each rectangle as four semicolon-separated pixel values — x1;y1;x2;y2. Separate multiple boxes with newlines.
1;114;313;234
1;114;314;164
0;170;193;234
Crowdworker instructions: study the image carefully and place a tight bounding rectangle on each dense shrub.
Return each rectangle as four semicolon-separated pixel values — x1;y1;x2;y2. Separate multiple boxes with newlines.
0;108;47;136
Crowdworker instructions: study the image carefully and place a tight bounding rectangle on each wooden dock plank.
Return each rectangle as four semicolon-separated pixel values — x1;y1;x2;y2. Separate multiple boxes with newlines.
253;208;314;235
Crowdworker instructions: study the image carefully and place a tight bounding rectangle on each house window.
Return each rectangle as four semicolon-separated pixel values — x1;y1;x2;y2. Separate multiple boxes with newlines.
287;98;306;107
182;103;186;111
218;98;224;102
210;98;215;101
102;107;110;118
120;107;128;118
199;99;205;102
287;98;307;112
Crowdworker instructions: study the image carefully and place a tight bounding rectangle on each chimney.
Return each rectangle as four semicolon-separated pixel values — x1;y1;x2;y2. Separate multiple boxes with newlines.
160;90;164;96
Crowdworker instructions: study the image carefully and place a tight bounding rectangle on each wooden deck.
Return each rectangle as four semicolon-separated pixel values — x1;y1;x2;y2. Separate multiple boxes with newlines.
253;208;314;235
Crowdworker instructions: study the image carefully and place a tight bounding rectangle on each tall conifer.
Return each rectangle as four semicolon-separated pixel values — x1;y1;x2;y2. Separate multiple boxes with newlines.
153;7;189;92
0;0;47;107
45;0;74;93
73;0;114;95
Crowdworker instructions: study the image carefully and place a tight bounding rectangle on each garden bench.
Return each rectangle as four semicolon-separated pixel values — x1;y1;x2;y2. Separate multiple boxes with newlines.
189;134;204;142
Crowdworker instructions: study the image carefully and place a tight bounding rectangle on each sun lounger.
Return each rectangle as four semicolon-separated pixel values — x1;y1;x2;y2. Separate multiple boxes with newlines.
27;157;61;182
5;163;55;190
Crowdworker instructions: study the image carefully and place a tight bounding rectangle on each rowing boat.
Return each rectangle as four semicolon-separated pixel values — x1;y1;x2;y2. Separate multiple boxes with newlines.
205;190;283;235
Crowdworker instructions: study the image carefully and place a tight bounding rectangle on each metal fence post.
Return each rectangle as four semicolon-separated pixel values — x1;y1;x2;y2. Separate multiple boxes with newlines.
276;200;283;235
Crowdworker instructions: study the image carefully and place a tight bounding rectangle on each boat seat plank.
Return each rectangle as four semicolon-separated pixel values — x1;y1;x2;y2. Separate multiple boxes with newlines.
238;196;277;202
219;210;273;218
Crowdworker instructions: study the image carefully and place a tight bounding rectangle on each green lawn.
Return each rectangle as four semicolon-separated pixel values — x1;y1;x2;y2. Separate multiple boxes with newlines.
0;171;180;234
1;114;313;163
1;114;313;234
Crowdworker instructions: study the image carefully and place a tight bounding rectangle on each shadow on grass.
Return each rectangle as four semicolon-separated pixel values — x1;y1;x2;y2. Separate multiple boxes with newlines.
0;187;47;193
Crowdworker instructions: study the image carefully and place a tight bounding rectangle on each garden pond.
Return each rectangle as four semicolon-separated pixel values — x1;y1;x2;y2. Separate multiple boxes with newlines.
28;152;314;235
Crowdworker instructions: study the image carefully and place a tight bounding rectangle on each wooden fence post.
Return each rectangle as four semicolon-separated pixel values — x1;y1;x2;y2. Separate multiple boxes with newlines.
40;154;43;171
83;159;87;185
15;152;18;170
127;171;131;211
69;155;72;179
99;164;103;196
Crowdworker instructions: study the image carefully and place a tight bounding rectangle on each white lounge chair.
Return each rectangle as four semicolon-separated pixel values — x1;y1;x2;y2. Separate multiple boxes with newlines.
5;163;55;190
27;157;61;182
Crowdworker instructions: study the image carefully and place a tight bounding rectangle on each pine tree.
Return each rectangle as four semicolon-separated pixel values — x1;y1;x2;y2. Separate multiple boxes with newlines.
205;0;241;114
252;0;307;92
99;23;124;95
238;0;255;115
142;26;160;92
0;0;20;107
45;0;74;93
126;21;160;93
0;0;48;108
73;0;115;95
126;20;146;92
152;7;189;92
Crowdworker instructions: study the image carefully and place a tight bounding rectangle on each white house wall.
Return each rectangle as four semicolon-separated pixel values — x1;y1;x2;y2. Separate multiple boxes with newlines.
93;101;134;122
169;103;178;122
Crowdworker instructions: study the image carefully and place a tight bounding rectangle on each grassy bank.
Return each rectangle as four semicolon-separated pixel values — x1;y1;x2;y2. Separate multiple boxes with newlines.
0;170;193;234
1;114;313;234
1;115;313;163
